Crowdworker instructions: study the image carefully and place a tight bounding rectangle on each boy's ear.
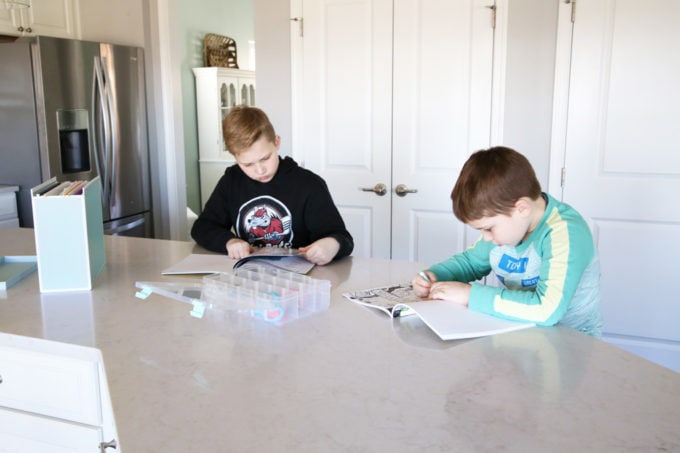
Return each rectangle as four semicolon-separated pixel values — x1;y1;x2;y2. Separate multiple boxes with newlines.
514;198;531;216
274;135;281;148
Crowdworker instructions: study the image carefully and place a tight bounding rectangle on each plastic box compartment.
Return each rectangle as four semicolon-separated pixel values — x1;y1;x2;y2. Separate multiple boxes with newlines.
135;264;331;325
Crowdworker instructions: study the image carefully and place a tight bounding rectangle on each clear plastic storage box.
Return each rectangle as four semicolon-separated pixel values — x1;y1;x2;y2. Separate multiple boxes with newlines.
135;264;331;325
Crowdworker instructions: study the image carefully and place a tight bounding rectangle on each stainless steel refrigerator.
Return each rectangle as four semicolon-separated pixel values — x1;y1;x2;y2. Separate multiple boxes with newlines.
0;36;153;237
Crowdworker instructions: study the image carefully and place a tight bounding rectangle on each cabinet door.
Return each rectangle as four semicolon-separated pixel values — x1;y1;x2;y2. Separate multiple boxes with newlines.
19;0;79;38
237;77;256;106
219;76;239;156
0;7;18;36
0;345;102;426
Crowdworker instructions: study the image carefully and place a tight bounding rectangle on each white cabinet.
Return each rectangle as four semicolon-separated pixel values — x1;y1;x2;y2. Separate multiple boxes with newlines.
0;333;119;452
0;7;13;33
193;67;256;160
0;0;80;39
193;67;256;207
0;185;19;228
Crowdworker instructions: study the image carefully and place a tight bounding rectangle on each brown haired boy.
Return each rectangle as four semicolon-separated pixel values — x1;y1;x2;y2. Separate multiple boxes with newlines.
412;146;602;336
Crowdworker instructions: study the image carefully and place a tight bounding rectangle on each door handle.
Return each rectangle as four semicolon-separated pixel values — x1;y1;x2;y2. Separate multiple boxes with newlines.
359;183;387;196
395;184;418;197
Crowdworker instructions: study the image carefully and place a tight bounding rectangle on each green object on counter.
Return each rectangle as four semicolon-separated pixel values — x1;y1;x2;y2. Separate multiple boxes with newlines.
0;255;37;290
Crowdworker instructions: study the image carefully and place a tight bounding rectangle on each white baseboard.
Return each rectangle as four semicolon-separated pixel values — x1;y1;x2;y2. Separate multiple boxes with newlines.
603;333;680;374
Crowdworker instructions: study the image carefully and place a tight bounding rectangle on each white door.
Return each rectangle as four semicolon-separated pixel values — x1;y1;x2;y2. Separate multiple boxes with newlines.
391;0;494;262
552;0;680;368
294;0;495;262
295;0;393;259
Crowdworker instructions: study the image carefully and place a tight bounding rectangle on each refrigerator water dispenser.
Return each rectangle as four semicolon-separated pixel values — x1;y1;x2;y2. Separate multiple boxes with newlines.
57;109;91;174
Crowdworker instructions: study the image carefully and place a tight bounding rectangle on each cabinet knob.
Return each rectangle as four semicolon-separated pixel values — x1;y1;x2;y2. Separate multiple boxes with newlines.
99;439;117;452
17;26;24;32
0;374;3;383
25;27;32;33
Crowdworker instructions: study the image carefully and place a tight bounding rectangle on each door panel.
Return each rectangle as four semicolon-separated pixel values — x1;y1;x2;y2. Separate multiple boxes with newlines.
391;0;494;263
298;0;494;261
559;0;680;364
299;0;393;258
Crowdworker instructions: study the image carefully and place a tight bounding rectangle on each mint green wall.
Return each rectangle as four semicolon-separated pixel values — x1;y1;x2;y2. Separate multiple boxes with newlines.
177;0;254;215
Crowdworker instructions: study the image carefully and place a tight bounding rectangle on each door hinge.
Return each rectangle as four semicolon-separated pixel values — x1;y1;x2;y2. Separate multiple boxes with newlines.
561;167;566;188
290;17;304;37
564;0;576;23
486;3;497;29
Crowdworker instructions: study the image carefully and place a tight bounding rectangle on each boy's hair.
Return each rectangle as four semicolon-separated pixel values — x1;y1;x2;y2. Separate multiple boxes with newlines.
452;146;542;222
222;105;277;155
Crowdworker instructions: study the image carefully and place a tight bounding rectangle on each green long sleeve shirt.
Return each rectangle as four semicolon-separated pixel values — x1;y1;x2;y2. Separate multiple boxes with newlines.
428;193;602;337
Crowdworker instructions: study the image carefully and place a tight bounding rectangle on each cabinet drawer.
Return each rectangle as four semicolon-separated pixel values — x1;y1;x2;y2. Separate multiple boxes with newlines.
0;192;18;220
0;345;102;426
0;218;19;228
0;407;103;452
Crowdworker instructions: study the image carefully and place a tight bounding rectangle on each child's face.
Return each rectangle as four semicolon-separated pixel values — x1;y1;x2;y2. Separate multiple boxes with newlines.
235;135;281;183
467;208;532;247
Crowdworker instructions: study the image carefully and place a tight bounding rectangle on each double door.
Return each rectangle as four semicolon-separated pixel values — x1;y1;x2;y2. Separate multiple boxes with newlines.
294;0;495;262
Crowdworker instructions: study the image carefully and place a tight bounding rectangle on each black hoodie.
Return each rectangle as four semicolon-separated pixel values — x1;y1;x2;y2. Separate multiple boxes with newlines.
191;156;354;260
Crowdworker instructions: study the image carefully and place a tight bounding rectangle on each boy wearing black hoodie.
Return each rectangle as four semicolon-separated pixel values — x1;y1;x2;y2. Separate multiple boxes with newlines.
191;106;353;265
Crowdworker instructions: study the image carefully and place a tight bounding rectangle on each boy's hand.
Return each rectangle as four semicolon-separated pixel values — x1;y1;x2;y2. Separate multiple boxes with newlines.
226;238;253;259
429;281;471;307
412;271;436;297
299;237;340;265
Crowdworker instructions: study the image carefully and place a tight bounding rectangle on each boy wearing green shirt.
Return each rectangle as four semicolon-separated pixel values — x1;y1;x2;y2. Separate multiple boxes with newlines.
412;146;602;337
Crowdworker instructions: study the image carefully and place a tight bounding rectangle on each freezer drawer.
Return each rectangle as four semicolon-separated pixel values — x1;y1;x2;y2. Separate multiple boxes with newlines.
104;211;152;238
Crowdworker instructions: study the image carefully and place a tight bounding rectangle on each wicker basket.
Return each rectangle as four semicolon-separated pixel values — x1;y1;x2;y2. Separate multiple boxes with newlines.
203;33;239;69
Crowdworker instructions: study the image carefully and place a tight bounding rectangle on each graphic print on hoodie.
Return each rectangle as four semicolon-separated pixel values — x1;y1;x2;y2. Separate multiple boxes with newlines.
236;195;293;247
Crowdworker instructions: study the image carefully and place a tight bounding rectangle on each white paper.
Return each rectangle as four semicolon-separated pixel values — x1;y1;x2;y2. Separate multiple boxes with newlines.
393;300;535;340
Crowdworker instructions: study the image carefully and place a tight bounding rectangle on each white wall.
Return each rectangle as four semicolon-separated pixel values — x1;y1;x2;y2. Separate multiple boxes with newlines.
177;0;255;216
78;0;146;46
500;0;558;189
253;0;292;157
250;0;558;185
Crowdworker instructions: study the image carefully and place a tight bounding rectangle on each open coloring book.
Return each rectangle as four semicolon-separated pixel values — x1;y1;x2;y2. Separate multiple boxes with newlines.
162;249;314;276
342;283;421;317
343;283;535;340
231;248;315;274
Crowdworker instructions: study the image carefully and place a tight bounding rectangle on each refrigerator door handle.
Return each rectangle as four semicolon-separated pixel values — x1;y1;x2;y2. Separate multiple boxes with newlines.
100;54;119;211
92;56;112;211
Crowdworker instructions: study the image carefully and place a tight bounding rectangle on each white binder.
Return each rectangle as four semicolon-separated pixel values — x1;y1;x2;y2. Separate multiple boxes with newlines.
31;177;106;292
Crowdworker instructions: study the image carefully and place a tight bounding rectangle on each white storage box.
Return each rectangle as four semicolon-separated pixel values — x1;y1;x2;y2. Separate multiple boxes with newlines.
31;177;106;292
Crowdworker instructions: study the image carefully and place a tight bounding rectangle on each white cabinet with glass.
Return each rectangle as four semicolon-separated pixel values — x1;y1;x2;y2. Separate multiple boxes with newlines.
193;67;256;207
0;0;80;38
193;67;256;160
